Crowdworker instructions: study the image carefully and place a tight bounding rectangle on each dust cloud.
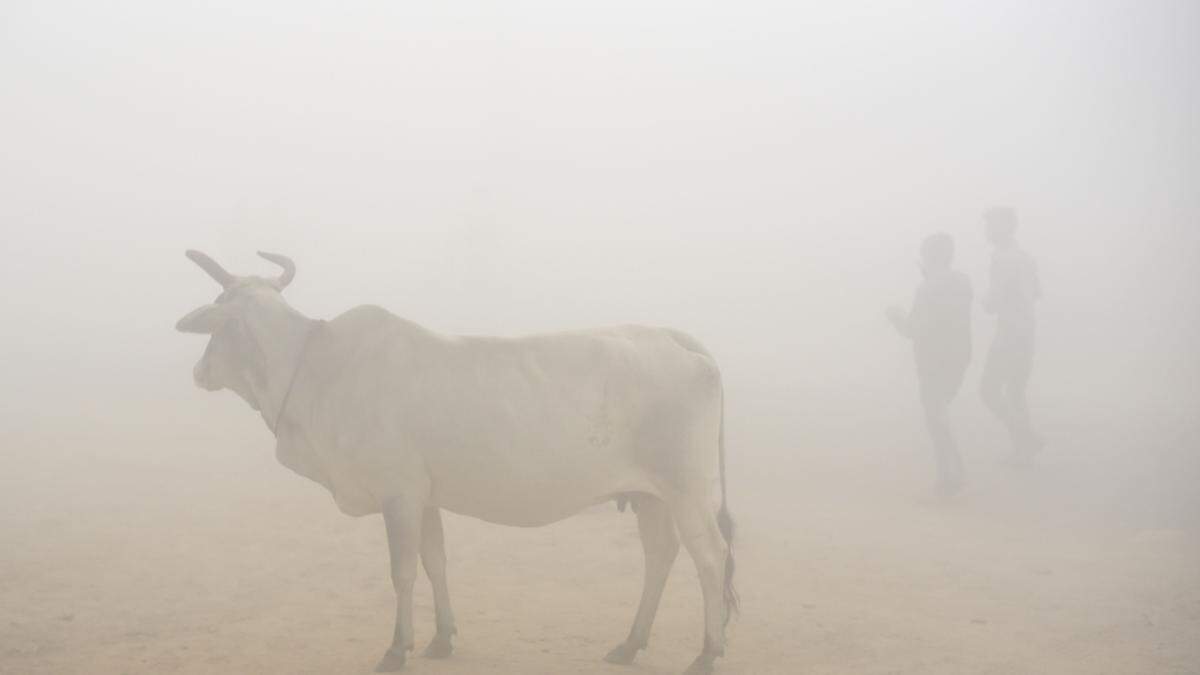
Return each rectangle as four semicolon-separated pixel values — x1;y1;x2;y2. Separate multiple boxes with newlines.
2;2;1197;674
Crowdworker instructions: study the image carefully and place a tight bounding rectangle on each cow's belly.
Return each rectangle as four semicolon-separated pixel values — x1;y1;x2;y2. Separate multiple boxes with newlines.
423;440;655;527
435;489;620;527
409;375;661;525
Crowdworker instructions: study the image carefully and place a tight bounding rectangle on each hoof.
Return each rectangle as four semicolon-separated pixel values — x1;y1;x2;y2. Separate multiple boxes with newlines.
603;641;641;665
423;633;454;659
374;647;408;672
682;652;716;675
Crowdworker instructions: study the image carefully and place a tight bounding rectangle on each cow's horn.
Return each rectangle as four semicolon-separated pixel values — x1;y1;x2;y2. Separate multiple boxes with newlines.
185;250;235;288
257;251;295;290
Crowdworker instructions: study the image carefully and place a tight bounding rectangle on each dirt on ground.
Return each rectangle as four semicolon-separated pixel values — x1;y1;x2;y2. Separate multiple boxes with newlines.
2;410;1197;675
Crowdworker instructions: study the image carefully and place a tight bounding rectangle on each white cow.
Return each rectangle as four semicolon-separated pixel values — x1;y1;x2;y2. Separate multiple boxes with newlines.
176;250;736;674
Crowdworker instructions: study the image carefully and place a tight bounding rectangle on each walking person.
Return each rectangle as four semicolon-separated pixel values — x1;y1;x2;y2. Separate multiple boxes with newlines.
887;233;973;496
979;206;1043;462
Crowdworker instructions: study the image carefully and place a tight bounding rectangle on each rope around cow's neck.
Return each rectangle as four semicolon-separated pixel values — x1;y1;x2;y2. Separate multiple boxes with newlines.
271;319;325;437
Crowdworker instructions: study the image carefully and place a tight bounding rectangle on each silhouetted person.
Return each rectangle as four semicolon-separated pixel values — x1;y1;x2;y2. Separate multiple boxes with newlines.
887;233;972;496
980;206;1043;462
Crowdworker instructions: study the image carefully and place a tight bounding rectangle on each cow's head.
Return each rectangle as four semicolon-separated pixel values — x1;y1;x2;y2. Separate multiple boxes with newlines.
176;250;298;410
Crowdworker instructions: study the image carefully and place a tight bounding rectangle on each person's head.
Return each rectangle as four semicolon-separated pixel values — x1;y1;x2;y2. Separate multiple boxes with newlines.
920;232;955;274
983;206;1018;245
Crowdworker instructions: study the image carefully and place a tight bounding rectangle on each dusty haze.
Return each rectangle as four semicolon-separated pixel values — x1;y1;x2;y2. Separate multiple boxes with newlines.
2;2;1197;674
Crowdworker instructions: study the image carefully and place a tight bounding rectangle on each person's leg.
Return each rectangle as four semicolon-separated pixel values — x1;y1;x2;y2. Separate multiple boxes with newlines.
922;381;963;494
980;336;1011;429
1005;338;1041;459
982;333;1033;459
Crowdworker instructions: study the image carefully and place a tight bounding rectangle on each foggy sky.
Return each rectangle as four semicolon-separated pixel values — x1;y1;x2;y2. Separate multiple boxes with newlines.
1;0;1196;446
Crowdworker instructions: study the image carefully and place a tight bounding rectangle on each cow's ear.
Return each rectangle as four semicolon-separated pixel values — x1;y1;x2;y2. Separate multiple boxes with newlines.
176;303;230;334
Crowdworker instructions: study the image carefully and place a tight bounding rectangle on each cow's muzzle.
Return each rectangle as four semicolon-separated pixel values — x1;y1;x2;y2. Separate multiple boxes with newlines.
193;361;221;391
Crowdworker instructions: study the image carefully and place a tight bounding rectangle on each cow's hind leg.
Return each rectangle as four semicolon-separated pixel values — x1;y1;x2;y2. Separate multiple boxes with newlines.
671;499;730;675
420;506;457;658
605;495;679;665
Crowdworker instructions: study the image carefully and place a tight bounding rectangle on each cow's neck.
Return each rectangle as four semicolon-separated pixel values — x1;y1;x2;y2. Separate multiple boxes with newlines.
245;307;320;434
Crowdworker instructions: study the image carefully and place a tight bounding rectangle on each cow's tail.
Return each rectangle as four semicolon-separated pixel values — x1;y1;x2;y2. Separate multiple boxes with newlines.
668;329;738;623
716;391;739;624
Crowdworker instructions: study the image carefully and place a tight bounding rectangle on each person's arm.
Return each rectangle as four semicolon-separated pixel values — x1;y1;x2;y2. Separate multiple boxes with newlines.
887;285;926;339
886;304;911;338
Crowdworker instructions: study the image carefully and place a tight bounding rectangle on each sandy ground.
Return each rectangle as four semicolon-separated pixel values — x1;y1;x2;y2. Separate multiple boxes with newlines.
2;410;1198;675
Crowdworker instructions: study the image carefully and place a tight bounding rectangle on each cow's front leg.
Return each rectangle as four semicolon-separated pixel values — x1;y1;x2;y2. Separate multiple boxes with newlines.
375;495;424;672
421;506;457;658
